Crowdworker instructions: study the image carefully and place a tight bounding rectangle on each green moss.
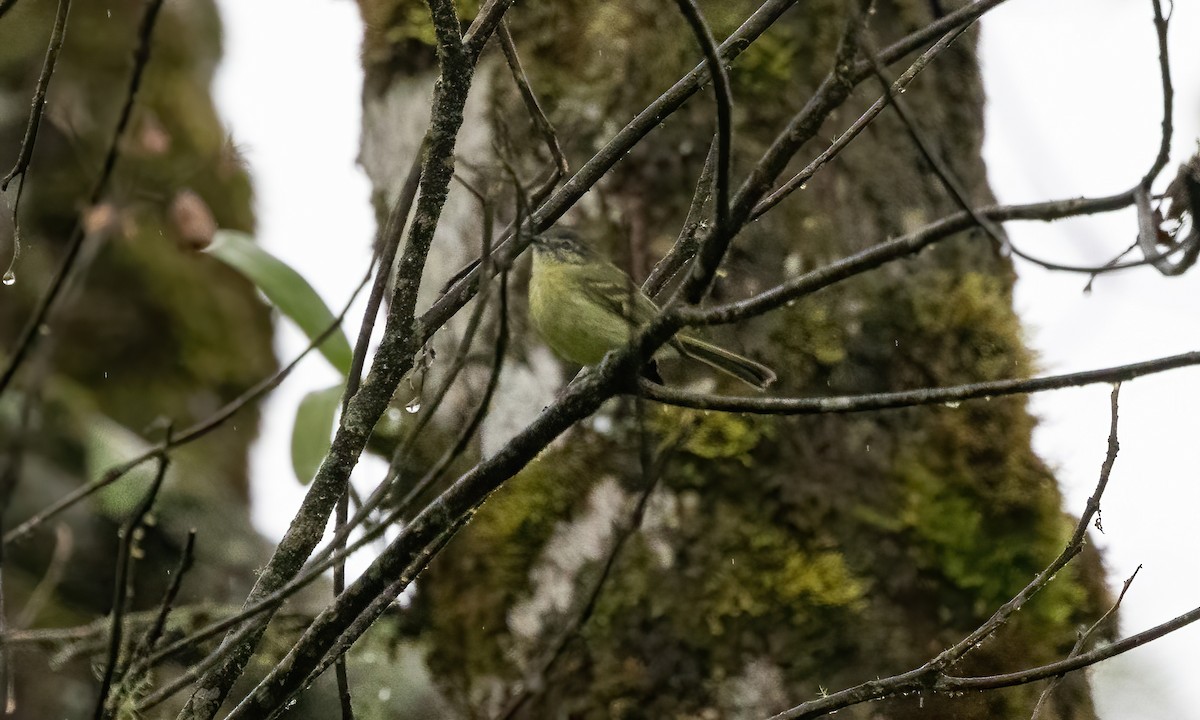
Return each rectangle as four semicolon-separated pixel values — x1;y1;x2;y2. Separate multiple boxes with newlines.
359;0;481;77
770;298;847;371
424;437;600;683
695;508;866;635
890;441;1089;630
651;406;774;465
910;271;1033;380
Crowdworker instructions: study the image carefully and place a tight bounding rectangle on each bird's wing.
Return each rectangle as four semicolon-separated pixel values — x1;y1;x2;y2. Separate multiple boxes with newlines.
577;264;660;324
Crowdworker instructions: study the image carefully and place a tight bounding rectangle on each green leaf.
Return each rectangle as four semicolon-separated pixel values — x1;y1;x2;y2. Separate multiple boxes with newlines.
206;230;353;375
291;384;344;484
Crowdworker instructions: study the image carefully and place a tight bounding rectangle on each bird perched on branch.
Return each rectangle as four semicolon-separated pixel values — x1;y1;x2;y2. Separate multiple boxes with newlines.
528;227;776;390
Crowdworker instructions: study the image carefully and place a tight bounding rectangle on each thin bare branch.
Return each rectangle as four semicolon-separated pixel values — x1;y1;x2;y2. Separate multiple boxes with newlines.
769;385;1125;718
462;0;515;61
643;135;718;296
1029;565;1139;719
95;441;171;720
1;0;70;281
684;190;1138;327
393;270;509;514
497;21;567;178
751;23;972;221
1141;0;1173;188
672;0;731;245
345;154;422;407
0;0;68;192
13;524;71;629
134;530;196;661
639;351;1200;414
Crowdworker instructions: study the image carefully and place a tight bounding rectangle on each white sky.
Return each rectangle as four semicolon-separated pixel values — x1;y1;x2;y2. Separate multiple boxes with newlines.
213;1;1200;717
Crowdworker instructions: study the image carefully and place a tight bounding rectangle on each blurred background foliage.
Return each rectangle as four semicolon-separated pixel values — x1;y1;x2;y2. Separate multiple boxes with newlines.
0;0;283;716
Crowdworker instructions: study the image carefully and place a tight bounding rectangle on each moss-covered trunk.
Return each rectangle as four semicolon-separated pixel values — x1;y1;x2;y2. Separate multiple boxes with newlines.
354;2;1108;718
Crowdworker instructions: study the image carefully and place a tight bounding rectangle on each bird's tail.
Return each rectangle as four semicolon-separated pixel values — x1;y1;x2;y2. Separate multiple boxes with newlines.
674;336;777;390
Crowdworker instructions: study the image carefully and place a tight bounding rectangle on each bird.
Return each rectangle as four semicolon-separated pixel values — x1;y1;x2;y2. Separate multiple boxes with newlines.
527;227;776;390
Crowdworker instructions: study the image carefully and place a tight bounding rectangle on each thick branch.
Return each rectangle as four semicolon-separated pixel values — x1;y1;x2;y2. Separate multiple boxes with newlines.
177;1;479;715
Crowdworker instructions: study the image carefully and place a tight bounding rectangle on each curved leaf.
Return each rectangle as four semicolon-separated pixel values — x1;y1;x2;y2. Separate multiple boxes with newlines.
206;230;352;375
291;384;344;484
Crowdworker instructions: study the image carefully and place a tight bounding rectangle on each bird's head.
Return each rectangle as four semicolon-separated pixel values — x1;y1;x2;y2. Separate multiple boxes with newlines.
531;227;597;265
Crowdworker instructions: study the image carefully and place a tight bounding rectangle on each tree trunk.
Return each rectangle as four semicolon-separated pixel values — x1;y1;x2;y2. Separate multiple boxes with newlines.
357;1;1109;718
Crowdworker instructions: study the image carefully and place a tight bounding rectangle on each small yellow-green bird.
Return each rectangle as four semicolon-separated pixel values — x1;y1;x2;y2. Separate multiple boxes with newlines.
528;227;776;390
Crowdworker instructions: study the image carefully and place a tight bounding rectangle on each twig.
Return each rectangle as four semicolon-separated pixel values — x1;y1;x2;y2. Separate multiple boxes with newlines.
937;385;1122;668
770;596;1200;720
94;438;171;720
462;0;515;61
643;135;718;296
390;176;498;468
655;0;873;316
854;32;1188;283
495;402;677;720
0;604;245;648
0;0;69;192
135;626;251;713
723;0;871;233
769;384;1125;719
1141;0;1172;189
0;349;42;712
850;0;1008;79
751;23;973;221
672;0;731;246
345;154;422;407
393;270;509;514
134;530;196;660
1;0;71;281
863;31;1011;257
0;0;164;398
279;522;466;720
1028;565;1140;720
14;524;72;629
639;351;1200;414
683;190;1138;327
331;497;353;720
496;21;567;178
0;373;35;714
102;531;196;713
1013;227;1199;275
